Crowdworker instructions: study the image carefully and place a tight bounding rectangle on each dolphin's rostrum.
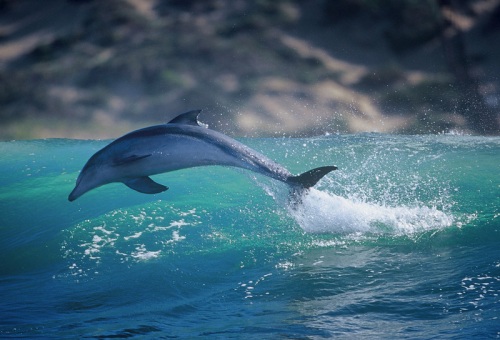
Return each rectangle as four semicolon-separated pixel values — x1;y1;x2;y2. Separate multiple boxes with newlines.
68;110;337;202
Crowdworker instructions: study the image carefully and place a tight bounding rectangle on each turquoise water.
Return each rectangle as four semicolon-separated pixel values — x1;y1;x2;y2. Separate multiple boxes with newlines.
0;134;498;338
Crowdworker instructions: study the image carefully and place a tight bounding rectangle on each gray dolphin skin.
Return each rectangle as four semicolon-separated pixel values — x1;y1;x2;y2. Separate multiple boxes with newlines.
68;110;337;202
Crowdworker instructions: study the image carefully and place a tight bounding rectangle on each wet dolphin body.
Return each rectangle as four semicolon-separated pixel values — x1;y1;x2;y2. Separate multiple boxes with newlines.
68;110;337;202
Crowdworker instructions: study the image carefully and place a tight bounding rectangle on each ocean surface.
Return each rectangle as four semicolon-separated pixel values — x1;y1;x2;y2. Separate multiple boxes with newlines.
0;134;498;339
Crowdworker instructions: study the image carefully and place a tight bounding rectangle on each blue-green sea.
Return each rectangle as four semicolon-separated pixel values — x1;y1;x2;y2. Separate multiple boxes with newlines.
0;134;499;338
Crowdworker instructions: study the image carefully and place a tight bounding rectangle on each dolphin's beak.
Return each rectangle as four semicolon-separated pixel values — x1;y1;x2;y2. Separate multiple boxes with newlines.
68;186;81;202
68;180;89;202
68;171;106;201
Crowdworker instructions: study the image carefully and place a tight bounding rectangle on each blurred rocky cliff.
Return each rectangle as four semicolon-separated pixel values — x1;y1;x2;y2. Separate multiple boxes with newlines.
0;0;499;139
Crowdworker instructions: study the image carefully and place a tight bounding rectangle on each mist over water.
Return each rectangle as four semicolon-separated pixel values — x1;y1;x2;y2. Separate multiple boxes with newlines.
1;134;499;338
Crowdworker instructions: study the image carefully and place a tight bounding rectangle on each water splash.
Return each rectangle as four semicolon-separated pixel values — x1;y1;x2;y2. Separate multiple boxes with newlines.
288;188;455;235
253;165;456;237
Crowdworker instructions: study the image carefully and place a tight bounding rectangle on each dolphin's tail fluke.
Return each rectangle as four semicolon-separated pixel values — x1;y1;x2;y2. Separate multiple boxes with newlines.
287;166;337;189
286;166;337;207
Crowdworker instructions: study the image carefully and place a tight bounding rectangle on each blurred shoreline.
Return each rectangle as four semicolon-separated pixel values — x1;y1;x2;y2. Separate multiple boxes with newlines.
1;0;499;140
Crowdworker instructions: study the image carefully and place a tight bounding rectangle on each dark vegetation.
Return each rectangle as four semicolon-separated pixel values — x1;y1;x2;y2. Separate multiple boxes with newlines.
0;0;499;139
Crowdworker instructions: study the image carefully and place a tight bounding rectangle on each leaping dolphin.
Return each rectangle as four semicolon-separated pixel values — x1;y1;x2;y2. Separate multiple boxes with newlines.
68;110;337;202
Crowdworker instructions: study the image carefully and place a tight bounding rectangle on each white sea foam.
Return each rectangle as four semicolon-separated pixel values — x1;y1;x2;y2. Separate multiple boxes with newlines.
124;232;143;240
289;188;455;235
131;244;161;261
62;205;203;278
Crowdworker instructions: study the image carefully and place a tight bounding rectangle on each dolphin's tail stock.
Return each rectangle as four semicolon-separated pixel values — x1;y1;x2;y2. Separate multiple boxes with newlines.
286;166;337;206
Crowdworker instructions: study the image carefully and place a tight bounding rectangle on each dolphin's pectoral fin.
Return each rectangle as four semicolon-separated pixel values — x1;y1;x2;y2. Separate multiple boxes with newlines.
123;177;168;194
114;154;152;166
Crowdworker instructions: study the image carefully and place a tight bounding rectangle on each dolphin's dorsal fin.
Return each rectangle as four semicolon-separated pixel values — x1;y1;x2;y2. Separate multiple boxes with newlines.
167;110;202;126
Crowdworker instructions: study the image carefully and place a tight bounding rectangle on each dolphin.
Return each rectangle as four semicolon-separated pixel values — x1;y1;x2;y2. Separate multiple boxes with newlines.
68;110;337;202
